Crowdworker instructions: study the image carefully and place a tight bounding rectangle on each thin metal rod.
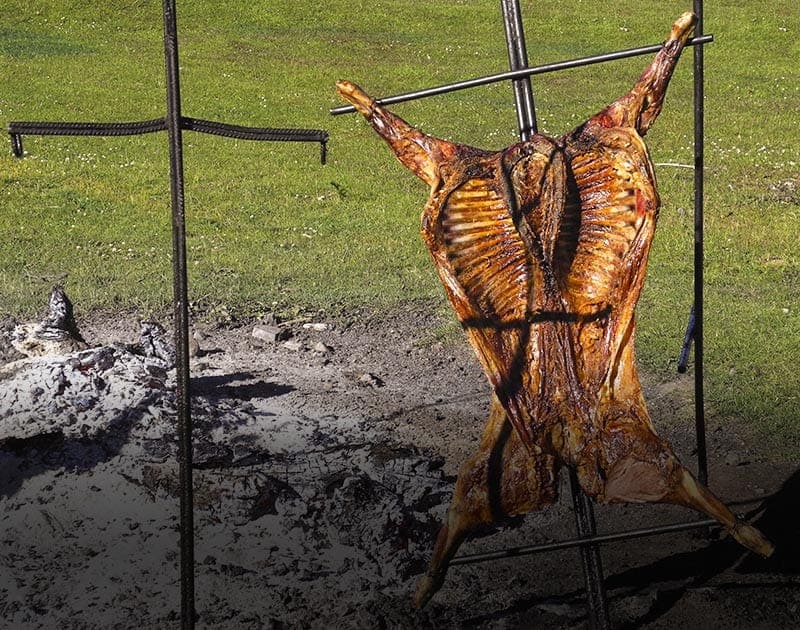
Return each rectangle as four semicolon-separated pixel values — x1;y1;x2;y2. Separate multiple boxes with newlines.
499;3;608;623
181;117;327;141
7;118;328;162
330;35;713;115
450;518;718;566
569;472;611;630
677;304;696;374
162;0;195;627
7;118;168;136
693;0;708;486
5;117;329;141
501;0;537;138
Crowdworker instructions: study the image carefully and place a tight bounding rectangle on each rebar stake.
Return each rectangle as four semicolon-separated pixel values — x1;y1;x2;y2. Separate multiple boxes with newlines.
161;1;195;627
692;0;708;487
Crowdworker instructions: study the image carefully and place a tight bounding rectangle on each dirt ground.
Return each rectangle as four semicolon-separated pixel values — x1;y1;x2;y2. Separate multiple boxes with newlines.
1;301;798;629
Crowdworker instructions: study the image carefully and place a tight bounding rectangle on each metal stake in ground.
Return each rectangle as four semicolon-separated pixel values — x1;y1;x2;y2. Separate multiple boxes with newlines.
161;0;195;627
499;2;611;627
692;0;708;487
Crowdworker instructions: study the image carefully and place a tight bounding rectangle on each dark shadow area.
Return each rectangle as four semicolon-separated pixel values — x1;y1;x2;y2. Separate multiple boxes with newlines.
609;467;800;628
737;467;800;575
193;347;224;359
462;585;588;628
375;391;489;425
459;467;800;628
191;371;295;400
0;373;297;496
0;399;157;498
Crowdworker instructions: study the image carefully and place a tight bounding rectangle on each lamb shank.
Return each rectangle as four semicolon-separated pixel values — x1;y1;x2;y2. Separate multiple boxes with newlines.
336;11;773;607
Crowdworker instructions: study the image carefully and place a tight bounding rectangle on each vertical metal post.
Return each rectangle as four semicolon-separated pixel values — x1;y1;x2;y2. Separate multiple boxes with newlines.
500;0;537;139
499;2;610;627
569;471;611;630
692;0;708;486
162;0;195;627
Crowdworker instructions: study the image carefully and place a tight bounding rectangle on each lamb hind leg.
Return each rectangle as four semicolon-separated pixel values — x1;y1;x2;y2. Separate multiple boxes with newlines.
600;435;774;558
414;396;559;608
666;466;774;556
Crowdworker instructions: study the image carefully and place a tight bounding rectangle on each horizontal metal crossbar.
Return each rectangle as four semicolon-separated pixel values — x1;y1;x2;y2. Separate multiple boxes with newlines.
330;34;713;115
7;118;167;137
181;117;328;142
450;518;719;566
7;116;329;162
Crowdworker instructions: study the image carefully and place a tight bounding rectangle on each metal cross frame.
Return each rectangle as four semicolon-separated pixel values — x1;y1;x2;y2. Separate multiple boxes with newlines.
7;1;712;627
7;2;327;628
332;1;710;628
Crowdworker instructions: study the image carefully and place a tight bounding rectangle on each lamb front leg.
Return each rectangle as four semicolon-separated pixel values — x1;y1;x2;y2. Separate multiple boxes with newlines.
414;396;560;608
336;80;464;188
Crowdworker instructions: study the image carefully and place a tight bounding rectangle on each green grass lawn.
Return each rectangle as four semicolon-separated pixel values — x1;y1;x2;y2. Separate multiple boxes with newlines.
1;1;798;458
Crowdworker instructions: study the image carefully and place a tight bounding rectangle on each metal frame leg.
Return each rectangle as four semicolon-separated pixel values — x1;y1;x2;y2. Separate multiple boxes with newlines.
569;470;612;629
499;1;612;625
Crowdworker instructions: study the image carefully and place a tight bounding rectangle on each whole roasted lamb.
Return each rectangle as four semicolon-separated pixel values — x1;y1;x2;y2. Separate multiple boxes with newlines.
336;11;773;607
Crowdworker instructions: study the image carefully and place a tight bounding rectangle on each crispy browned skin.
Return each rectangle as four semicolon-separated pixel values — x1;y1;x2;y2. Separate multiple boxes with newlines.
337;12;773;608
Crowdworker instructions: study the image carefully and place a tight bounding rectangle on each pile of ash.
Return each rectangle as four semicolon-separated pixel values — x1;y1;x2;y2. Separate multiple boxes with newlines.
0;286;452;627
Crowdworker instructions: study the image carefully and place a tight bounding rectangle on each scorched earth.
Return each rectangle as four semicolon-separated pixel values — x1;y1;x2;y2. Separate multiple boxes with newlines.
0;304;797;629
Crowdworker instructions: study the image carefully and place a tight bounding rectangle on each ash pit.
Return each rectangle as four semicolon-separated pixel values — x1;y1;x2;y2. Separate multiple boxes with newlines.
0;289;795;629
0;295;455;628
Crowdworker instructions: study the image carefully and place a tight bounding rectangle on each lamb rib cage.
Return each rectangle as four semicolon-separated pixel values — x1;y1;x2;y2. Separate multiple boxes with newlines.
337;11;773;609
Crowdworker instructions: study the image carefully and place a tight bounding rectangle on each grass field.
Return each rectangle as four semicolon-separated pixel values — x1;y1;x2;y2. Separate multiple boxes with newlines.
1;1;798;458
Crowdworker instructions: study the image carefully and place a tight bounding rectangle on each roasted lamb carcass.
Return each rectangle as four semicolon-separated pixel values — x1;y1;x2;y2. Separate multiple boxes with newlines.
337;11;773;607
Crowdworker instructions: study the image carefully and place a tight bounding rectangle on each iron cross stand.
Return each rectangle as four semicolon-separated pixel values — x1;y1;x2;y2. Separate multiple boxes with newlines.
7;1;327;627
499;0;610;625
332;1;711;628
